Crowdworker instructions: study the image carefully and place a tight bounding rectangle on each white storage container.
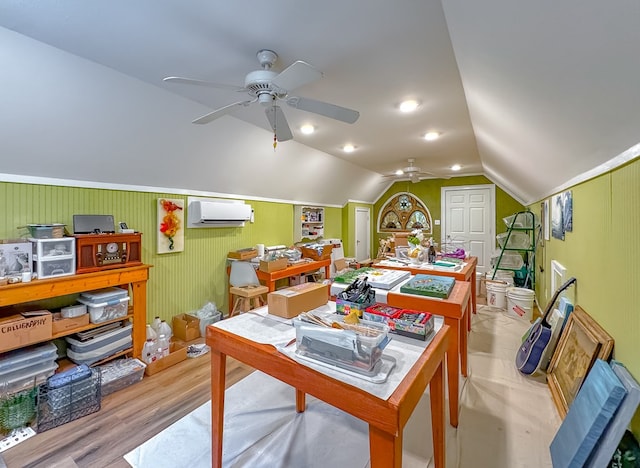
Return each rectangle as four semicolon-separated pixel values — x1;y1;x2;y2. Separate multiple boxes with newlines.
0;343;59;394
503;213;538;229
496;231;531;250
77;296;129;323
30;237;76;279
78;288;130;323
29;237;75;259
490;253;524;270
66;323;133;365
61;304;87;318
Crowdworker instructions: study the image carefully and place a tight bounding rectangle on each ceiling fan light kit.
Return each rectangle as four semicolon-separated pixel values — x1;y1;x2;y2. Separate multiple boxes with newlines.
383;158;450;182
164;49;360;144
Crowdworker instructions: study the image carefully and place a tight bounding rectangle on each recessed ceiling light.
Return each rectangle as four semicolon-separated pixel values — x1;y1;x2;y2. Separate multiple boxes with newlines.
451;164;461;171
300;124;315;135
424;132;440;141
343;144;355;153
399;100;419;113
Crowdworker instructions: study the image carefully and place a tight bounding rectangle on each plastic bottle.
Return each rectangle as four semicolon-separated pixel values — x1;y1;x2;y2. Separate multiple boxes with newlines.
146;324;158;341
142;339;159;364
157;334;170;358
158;320;172;339
152;316;162;334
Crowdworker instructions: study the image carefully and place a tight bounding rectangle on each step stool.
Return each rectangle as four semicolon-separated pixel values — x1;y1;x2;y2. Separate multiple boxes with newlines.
229;285;269;317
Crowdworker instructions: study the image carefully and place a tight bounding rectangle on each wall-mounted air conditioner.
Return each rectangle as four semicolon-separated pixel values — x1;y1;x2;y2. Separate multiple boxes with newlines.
187;197;252;228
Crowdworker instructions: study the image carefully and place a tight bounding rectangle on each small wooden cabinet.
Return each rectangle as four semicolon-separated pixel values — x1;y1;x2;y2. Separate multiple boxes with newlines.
294;205;325;241
0;264;151;359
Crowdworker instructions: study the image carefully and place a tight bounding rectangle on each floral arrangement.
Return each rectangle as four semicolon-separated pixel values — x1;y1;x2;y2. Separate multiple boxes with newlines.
407;229;425;246
159;199;183;251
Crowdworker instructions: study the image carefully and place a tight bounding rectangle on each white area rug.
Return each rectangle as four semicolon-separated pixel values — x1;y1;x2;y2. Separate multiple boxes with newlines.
125;305;561;468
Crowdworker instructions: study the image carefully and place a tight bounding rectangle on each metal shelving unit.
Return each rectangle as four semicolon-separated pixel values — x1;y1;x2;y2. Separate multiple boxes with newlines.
491;211;540;289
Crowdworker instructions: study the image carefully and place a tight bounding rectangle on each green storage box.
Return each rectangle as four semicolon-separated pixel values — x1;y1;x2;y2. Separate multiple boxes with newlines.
399;274;456;299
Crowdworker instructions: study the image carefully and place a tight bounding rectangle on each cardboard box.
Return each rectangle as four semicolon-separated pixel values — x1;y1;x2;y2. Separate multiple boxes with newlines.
259;257;288;273
0;240;32;276
52;312;90;334
0;310;52;353
300;244;333;261
228;248;258;260
172;313;201;342
144;341;188;376
267;282;329;319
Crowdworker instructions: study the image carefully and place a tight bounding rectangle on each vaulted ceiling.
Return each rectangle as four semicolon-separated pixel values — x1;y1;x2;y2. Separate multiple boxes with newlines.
0;1;638;206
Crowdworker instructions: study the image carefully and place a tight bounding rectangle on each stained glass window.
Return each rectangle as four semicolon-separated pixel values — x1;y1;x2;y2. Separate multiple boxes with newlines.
378;193;432;233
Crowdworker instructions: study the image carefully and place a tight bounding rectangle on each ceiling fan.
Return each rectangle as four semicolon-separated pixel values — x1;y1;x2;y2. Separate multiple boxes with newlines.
164;49;360;142
383;159;450;183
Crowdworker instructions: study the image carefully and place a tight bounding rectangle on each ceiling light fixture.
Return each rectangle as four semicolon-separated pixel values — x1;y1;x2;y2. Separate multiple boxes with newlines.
395;169;404;176
399;100;419;113
451;164;461;171
300;124;315;135
424;132;440;141
343;144;355;153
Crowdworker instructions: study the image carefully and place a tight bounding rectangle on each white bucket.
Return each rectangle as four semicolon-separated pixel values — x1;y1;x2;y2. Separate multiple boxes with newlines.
486;281;508;309
506;287;535;320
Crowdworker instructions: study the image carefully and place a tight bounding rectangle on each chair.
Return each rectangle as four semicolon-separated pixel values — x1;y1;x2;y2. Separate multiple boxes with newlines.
228;261;269;317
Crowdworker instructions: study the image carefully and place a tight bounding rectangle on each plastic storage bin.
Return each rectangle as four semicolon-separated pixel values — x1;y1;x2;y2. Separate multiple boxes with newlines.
0;343;59;395
496;231;531;249
29;237;75;259
99;358;146;396
25;224;66;239
491;253;524;270
65;322;133;365
293;314;390;376
503;213;537;229
0;387;38;434
78;287;130;323
34;257;76;279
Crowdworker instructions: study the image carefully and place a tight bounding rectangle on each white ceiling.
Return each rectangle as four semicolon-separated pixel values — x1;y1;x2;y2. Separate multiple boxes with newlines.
0;1;638;205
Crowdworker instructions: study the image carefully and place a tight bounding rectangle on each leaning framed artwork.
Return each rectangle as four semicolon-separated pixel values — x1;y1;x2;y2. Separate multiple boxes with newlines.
547;306;614;418
157;198;184;253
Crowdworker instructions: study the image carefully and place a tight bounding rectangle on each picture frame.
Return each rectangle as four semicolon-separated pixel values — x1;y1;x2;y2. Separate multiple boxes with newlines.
543;199;550;241
547;306;614;418
551;193;564;240
157;198;185;254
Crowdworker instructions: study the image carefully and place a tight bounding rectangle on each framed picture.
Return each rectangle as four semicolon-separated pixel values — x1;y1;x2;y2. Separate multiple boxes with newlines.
157;198;185;254
551;193;564;240
547;306;614;418
562;190;573;232
542;199;550;242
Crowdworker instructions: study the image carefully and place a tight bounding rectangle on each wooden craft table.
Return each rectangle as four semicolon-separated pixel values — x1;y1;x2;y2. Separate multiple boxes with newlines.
331;278;471;427
227;259;331;313
373;256;478;315
207;320;450;468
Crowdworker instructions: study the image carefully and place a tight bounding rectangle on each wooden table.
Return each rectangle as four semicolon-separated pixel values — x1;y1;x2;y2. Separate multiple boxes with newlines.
227;259;331;314
331;278;471;427
256;258;331;292
373;256;478;330
207;321;450;468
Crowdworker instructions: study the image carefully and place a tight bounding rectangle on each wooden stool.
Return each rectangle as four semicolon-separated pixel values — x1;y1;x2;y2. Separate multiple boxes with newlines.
229;285;269;317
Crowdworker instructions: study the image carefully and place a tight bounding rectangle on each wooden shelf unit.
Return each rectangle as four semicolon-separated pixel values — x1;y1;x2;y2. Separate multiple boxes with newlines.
0;264;151;359
294;205;325;241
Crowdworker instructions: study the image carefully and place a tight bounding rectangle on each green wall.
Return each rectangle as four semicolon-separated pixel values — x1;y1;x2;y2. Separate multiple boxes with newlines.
342;202;375;259
373;175;524;250
0;182;342;320
530;156;640;434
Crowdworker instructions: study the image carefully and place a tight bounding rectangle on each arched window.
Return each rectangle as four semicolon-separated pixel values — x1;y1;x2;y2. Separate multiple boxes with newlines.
378;193;432;234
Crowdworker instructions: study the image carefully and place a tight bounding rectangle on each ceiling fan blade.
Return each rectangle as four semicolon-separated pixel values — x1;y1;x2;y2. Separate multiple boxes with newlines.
192;99;256;125
271;61;322;92
286;96;359;124
164;76;246;92
265;106;293;142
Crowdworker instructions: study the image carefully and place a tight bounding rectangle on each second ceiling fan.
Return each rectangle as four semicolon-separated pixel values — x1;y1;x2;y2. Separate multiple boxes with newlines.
164;49;360;141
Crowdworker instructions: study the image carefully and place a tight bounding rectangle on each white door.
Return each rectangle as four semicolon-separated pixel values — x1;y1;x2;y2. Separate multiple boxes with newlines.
355;207;370;261
441;185;495;274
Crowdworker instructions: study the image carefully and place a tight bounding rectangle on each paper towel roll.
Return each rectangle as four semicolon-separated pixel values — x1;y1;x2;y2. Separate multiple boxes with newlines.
256;244;265;257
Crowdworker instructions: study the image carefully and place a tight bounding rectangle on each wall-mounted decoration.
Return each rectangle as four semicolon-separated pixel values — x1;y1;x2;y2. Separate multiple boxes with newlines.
158;198;184;254
551;193;564;240
377;192;432;234
542;199;550;241
562;190;573;232
547;306;615;418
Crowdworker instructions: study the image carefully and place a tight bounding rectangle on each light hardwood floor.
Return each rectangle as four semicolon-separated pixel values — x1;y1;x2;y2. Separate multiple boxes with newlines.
2;346;253;468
